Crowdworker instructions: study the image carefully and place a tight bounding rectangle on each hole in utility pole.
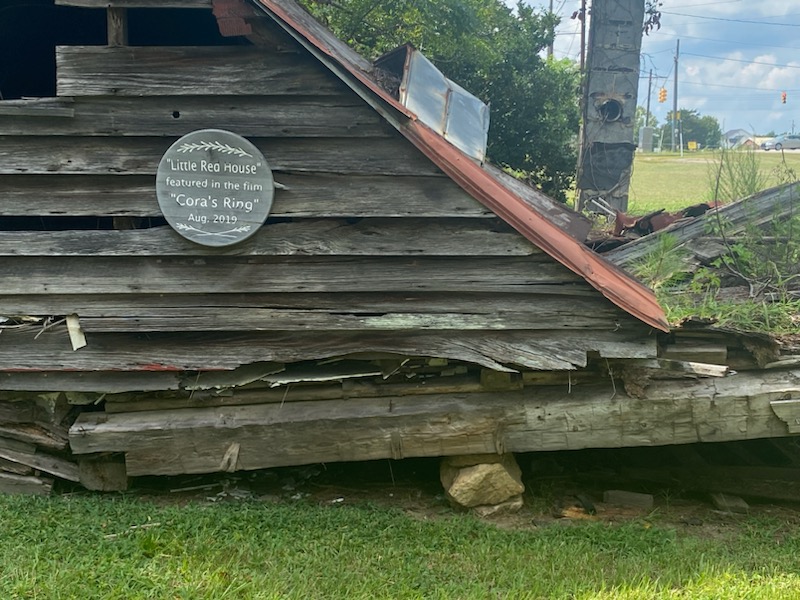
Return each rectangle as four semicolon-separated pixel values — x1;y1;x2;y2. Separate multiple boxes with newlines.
598;99;623;122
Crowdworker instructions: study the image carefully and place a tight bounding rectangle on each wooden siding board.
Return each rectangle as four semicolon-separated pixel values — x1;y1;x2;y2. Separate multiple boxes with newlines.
0;136;441;176
0;96;388;138
0;329;655;372
0;292;605;317
0;219;537;257
0;174;489;218
0;256;583;295
56;46;346;96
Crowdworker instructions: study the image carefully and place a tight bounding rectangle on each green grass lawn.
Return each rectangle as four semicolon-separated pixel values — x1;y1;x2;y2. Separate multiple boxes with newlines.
628;150;800;214
2;494;800;599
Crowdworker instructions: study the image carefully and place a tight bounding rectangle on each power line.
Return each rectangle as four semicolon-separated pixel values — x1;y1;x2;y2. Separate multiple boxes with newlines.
661;11;800;27
682;51;800;70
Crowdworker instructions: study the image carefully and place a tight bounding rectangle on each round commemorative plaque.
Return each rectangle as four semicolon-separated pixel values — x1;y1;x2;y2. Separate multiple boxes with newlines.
156;129;274;247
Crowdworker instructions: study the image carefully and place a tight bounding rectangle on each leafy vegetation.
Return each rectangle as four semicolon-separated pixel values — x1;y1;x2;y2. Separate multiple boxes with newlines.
631;150;800;333
2;494;800;599
302;0;580;201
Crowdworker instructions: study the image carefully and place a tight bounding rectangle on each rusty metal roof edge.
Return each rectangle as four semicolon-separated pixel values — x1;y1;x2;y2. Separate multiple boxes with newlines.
251;0;669;333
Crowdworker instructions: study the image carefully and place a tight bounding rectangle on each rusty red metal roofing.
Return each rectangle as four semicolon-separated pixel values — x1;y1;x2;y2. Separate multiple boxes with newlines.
251;0;669;332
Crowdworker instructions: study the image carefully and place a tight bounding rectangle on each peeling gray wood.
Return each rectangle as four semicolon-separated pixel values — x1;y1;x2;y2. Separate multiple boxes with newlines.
57;46;344;97
0;372;182;393
0;136;440;176
0;291;606;318
0;96;387;138
0;174;488;218
0;329;655;372
484;163;592;242
0;256;583;295
771;400;800;433
0;98;75;118
68;369;800;476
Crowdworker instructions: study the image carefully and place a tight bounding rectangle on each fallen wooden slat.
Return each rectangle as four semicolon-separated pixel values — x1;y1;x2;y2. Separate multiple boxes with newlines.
0;424;69;452
0;328;655;372
0;448;80;482
606;181;800;267
0;472;53;496
69;369;800;476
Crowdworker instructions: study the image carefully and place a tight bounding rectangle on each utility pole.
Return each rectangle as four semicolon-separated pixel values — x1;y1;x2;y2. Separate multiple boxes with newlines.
547;0;554;59
579;0;586;72
672;39;679;152
645;69;652;127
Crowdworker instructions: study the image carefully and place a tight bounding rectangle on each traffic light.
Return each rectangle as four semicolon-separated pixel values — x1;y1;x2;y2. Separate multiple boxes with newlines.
782;91;787;104
658;87;667;103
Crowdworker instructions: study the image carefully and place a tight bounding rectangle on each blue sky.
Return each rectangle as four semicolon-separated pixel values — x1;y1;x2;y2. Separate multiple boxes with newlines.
527;0;800;136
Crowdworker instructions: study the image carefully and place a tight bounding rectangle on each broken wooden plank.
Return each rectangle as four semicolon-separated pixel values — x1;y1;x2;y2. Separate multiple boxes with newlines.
660;341;728;365
57;46;343;97
0;328;655;372
69;369;800;476
0;424;69;452
607;181;800;267
0;173;488;218
0;472;53;496
0;448;80;482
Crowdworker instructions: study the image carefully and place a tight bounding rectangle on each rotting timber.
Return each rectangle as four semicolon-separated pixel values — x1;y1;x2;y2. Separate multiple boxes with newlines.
0;0;798;495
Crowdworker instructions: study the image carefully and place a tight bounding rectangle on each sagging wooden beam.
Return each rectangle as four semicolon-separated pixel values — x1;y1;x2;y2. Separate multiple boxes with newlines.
69;369;800;476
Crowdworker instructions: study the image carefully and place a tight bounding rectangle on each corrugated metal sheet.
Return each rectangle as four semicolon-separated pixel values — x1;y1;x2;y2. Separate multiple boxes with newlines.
375;45;489;162
250;0;669;332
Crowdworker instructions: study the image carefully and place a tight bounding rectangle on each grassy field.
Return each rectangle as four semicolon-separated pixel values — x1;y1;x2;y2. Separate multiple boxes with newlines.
2;492;800;599
628;150;800;214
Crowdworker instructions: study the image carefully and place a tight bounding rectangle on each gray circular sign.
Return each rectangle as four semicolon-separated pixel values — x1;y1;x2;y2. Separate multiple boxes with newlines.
156;129;274;247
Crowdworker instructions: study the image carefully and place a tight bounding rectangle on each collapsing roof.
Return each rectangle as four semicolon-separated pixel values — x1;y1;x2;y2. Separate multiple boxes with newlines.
249;0;669;332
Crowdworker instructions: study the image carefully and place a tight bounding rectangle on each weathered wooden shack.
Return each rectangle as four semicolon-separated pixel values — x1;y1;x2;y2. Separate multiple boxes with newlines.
0;0;797;495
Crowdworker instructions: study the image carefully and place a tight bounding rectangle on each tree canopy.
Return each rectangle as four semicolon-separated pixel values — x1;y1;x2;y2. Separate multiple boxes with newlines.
303;0;581;201
668;109;722;149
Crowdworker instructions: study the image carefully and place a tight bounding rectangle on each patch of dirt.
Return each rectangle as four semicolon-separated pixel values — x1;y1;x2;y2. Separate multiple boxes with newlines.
117;451;800;538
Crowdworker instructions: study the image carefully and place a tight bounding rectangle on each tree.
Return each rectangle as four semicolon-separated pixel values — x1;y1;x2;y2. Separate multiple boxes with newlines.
666;109;722;149
303;0;580;201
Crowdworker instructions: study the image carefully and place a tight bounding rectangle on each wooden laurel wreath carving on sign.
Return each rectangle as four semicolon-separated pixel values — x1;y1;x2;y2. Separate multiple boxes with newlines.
156;129;274;247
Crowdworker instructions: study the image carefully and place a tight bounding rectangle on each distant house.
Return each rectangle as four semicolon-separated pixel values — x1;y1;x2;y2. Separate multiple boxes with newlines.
723;128;758;149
